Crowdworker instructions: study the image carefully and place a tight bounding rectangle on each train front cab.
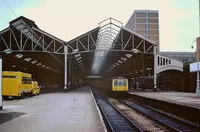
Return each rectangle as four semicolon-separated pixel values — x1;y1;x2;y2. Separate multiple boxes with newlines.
112;79;128;95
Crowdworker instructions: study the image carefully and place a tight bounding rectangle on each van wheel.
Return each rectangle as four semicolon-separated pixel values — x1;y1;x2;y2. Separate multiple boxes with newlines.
18;93;24;99
3;96;8;100
29;91;34;97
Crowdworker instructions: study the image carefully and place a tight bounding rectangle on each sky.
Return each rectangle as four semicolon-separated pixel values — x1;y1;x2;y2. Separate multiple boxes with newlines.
0;0;199;52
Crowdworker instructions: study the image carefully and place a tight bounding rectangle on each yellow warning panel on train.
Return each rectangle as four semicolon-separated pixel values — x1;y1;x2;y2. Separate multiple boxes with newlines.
112;79;128;91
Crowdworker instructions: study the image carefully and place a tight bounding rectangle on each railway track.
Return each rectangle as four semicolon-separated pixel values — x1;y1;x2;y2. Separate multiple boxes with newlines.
120;99;200;132
92;89;142;132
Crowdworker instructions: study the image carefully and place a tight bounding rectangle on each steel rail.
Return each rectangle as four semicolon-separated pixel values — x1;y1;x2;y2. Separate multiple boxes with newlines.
91;89;142;132
120;99;200;132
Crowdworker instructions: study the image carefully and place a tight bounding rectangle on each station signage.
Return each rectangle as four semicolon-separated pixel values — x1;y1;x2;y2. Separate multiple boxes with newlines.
190;62;200;72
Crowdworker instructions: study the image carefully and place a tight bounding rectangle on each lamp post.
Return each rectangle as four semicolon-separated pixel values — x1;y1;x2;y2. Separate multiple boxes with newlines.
196;38;200;96
197;0;200;97
192;38;200;97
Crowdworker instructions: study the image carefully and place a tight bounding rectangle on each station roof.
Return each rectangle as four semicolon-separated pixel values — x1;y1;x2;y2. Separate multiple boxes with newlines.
0;16;65;84
0;16;158;84
66;18;156;80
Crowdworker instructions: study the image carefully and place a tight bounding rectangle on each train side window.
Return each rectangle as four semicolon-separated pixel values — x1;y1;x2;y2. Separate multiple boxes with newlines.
27;77;31;84
22;76;26;84
123;80;127;86
119;80;123;86
2;75;17;78
114;80;118;86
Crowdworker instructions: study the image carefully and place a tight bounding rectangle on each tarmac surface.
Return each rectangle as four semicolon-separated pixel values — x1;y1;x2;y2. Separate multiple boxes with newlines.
129;90;200;109
0;87;107;132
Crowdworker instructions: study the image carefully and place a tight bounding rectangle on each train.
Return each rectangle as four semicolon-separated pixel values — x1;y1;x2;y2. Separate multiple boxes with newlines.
2;71;40;99
92;77;129;94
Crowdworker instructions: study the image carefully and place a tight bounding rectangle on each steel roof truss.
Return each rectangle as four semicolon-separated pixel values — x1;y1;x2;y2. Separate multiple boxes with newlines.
135;39;144;50
123;34;133;50
33;34;43;50
146;45;153;53
56;44;64;53
68;45;75;52
89;34;97;47
78;40;88;51
11;29;21;50
0;34;9;49
22;33;31;50
45;39;54;51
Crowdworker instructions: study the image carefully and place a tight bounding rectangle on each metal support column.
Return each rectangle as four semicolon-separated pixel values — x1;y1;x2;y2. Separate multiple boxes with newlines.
64;45;68;89
141;54;145;91
196;0;200;97
196;37;200;96
153;46;157;92
20;28;22;50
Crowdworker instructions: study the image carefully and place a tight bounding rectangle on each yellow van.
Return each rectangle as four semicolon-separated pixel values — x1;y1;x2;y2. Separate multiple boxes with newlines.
2;71;32;98
31;81;40;95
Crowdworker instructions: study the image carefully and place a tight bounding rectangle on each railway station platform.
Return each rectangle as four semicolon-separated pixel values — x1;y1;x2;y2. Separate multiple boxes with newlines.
0;87;106;132
128;90;200;110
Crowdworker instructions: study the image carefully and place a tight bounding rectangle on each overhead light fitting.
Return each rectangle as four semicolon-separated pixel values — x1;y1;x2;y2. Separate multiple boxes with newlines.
3;49;12;54
75;54;81;58
15;54;23;58
121;57;127;61
37;63;42;66
24;57;32;61
73;49;79;53
77;57;81;61
41;65;46;68
31;60;37;64
118;60;123;63
132;49;140;53
125;53;132;58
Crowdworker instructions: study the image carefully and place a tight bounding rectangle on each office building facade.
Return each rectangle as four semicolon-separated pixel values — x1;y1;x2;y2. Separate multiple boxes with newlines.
125;10;160;50
160;52;196;64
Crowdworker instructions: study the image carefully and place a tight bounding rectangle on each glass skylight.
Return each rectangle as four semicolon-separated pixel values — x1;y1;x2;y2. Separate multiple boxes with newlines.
91;19;121;74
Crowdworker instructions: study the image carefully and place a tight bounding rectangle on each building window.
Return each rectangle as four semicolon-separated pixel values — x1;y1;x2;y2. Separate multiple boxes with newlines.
160;57;162;66
148;13;158;17
163;58;165;65
136;12;146;17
